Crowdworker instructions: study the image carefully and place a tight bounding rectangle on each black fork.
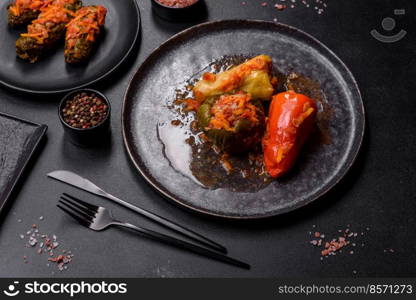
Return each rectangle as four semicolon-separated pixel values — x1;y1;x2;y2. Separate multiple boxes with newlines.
58;194;250;270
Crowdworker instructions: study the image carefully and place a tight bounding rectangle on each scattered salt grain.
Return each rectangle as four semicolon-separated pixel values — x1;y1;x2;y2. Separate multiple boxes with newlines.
308;225;368;260
272;0;327;14
275;4;286;10
20;220;74;273
28;237;37;247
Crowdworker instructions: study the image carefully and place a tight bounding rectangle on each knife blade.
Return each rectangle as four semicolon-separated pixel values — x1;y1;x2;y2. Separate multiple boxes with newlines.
47;170;227;254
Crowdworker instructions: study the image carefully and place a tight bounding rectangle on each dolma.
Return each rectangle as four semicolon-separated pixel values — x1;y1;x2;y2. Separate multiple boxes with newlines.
64;5;107;64
8;0;81;27
16;3;80;63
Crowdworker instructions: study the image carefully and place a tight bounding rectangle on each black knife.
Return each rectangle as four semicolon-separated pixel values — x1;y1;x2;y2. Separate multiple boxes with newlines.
47;170;227;254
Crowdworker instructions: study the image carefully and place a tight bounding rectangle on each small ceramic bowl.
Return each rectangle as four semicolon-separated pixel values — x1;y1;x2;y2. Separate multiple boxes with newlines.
151;0;204;21
59;89;111;146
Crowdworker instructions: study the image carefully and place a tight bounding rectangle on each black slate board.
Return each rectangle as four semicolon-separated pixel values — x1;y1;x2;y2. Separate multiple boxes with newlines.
123;20;365;219
0;112;47;212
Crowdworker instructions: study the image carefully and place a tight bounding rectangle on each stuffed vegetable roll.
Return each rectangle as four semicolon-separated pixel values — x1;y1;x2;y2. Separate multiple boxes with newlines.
197;92;265;153
193;55;275;102
16;3;79;63
64;5;107;64
7;0;81;27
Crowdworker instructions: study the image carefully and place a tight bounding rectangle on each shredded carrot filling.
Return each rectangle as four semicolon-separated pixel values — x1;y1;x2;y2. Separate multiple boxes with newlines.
20;4;74;44
65;6;107;50
208;93;259;132
9;0;76;17
184;98;201;111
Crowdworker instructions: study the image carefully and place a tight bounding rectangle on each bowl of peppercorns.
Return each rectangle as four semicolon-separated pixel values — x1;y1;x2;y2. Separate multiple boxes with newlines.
59;89;111;146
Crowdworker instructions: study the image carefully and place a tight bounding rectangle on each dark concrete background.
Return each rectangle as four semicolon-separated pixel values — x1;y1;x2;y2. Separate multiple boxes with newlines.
0;0;415;277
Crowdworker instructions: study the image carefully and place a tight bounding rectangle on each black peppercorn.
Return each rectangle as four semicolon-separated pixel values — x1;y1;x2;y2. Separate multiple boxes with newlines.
61;92;108;129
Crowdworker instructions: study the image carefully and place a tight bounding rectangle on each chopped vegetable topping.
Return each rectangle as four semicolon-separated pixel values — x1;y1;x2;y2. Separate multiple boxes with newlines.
9;0;78;17
9;0;53;17
208;93;260;132
20;5;75;44
65;6;107;50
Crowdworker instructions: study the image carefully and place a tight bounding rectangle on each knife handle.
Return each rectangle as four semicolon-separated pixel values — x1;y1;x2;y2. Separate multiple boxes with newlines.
105;194;228;254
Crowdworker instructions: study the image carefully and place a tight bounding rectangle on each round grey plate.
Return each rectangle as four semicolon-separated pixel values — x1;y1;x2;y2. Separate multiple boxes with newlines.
123;20;365;219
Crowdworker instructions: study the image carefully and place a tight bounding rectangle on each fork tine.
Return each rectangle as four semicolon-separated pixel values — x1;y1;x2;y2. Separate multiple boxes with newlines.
57;204;91;227
59;198;94;222
60;196;96;218
62;193;99;212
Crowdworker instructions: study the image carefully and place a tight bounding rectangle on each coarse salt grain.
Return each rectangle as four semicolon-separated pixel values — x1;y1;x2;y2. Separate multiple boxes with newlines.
20;220;74;273
308;226;367;259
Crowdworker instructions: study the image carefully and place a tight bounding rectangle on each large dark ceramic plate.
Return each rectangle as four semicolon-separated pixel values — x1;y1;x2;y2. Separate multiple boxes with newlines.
123;20;365;219
0;0;140;94
0;112;47;213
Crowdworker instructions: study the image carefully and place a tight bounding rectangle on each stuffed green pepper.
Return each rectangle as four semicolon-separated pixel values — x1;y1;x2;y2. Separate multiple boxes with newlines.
197;92;266;154
64;5;107;64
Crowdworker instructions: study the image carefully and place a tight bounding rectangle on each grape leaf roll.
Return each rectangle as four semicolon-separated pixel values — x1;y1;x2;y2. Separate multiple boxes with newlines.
8;0;81;27
64;5;107;64
16;3;80;63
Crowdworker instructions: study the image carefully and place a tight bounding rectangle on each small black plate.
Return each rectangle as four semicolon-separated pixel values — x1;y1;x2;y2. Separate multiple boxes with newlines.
0;112;47;212
123;20;365;219
0;0;140;94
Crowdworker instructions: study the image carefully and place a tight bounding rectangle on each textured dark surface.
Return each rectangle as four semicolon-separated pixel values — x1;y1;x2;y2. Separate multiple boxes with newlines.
123;20;364;218
0;0;139;93
0;113;46;209
0;0;415;277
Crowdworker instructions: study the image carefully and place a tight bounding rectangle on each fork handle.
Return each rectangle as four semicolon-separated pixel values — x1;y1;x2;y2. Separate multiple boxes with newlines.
114;222;250;270
105;194;227;254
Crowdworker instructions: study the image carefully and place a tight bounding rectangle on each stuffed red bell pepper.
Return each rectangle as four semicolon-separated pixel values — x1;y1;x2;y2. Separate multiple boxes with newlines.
262;90;317;178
